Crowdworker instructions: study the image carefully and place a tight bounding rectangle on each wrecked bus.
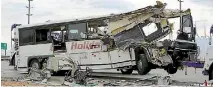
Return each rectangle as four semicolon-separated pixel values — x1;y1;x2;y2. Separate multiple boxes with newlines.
10;1;198;75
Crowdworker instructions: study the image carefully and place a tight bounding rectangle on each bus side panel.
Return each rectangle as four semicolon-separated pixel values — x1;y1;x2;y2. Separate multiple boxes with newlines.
204;46;213;70
109;50;119;63
110;49;135;68
66;40;113;69
66;40;102;54
77;52;112;69
19;43;53;56
15;55;28;68
17;43;53;67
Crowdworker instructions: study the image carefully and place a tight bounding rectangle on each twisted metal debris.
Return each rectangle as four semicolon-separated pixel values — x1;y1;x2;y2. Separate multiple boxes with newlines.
25;55;92;85
62;55;93;85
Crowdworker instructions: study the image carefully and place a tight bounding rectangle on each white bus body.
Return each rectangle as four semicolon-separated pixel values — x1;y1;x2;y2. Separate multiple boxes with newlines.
15;40;135;72
11;18;137;73
10;2;198;75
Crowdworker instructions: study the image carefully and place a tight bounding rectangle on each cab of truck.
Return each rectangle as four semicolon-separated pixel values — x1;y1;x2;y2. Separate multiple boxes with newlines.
202;25;213;80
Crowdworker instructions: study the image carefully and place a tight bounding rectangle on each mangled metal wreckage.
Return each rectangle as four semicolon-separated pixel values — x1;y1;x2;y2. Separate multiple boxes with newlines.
105;1;198;74
11;1;198;83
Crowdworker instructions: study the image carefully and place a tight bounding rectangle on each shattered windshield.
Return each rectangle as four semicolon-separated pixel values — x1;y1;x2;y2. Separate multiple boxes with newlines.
180;14;195;41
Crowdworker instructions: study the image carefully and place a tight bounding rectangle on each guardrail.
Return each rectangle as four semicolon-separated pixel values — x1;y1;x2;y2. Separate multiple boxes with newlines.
1;56;10;58
1;56;10;61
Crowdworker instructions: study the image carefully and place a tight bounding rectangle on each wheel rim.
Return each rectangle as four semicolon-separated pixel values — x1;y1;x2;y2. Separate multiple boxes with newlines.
32;62;39;69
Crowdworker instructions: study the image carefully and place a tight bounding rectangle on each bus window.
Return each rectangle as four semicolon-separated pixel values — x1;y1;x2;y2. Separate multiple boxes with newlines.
35;29;49;43
68;23;87;40
142;23;158;36
87;27;105;39
19;29;35;46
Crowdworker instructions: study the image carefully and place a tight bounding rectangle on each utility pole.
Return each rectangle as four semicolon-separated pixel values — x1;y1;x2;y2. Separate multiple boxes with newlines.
178;0;184;32
26;0;33;24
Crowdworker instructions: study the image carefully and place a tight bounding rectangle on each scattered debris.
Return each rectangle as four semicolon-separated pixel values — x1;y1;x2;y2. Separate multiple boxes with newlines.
61;56;93;85
157;76;171;85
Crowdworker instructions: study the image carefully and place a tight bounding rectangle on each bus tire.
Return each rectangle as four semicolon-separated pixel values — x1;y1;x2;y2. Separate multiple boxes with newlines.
121;69;133;74
10;53;16;66
209;67;213;80
29;59;41;70
137;54;151;75
209;64;213;80
51;71;58;76
166;64;177;74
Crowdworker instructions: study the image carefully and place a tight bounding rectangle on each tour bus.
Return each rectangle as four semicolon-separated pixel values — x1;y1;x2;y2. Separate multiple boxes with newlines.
9;2;198;75
10;17;140;74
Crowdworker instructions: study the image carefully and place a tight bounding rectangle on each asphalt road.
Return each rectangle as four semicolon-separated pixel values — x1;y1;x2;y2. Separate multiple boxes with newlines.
1;60;210;86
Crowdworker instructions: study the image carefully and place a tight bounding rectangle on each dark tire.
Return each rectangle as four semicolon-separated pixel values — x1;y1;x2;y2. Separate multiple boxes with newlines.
51;71;59;76
137;54;151;75
10;53;16;66
209;68;213;80
121;69;133;74
166;64;178;74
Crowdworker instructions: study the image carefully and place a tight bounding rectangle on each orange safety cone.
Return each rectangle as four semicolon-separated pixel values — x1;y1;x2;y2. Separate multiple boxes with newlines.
204;80;207;86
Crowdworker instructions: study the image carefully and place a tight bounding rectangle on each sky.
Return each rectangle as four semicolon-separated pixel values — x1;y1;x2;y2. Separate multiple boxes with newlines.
1;0;213;52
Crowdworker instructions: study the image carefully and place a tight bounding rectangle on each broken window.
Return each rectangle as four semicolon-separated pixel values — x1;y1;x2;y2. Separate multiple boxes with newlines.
87;26;105;39
142;23;158;36
68;23;87;40
19;28;35;46
35;29;49;43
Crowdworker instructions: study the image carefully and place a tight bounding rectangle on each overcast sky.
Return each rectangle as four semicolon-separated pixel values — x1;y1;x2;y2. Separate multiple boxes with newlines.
1;0;213;51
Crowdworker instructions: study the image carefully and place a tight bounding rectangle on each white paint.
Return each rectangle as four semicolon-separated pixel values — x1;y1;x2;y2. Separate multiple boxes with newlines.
16;43;53;68
204;46;213;70
202;35;213;71
196;36;212;61
65;40;135;69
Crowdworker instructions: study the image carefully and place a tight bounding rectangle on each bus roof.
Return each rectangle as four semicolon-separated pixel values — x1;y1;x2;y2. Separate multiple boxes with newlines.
17;1;167;29
18;14;111;29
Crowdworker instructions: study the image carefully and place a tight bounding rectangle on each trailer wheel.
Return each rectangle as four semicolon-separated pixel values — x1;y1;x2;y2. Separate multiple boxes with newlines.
137;54;151;75
166;64;177;74
121;69;133;74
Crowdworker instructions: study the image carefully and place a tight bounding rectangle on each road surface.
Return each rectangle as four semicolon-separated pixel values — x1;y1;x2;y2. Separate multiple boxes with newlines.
1;60;210;86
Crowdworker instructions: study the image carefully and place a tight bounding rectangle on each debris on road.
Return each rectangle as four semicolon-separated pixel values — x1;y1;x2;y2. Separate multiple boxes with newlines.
1;81;43;86
62;56;93;85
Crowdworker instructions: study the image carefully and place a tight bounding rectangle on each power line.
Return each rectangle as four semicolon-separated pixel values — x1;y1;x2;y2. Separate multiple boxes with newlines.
26;0;33;24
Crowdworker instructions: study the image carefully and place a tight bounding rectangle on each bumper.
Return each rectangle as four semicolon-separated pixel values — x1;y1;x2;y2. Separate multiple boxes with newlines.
183;61;204;68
